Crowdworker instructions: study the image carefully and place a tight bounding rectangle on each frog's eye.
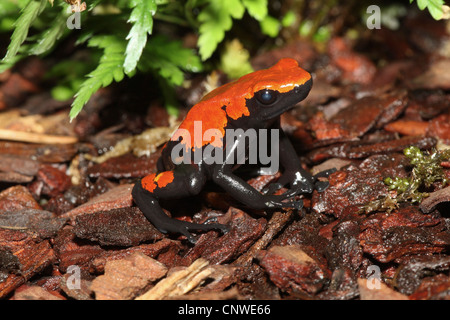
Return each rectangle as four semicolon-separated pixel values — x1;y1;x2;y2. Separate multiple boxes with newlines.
255;89;278;105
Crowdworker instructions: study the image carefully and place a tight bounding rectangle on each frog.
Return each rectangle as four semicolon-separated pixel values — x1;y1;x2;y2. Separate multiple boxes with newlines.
132;58;333;243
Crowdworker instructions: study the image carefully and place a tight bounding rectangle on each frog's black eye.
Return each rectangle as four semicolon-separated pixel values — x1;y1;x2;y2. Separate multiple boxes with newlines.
255;89;278;105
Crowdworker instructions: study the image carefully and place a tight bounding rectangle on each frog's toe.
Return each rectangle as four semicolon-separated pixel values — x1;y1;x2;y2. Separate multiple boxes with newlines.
314;180;330;192
314;168;336;178
262;183;283;195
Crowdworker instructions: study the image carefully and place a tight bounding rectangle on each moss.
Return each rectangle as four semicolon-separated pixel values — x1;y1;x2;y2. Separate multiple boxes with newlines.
360;146;450;214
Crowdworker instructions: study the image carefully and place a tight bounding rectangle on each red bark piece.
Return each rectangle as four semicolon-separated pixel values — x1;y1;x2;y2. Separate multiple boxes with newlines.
410;59;450;90
61;183;134;219
53;226;104;272
89;238;180;273
394;256;450;295
0;209;66;239
420;186;450;214
0;171;34;183
358;279;408;300
13;286;64;300
312;154;408;218
87;153;160;179
308;91;407;144
325;220;363;273
308;136;436;163
427;113;450;145
405;90;450;121
409;274;450;300
73;207;163;246
0;155;39;176
0;185;41;211
358;205;441;233
359;207;449;263
0;141;77;163
0;229;55;298
258;245;329;295
375;90;409;128
90;252;167;300
327;37;376;85
384;120;429;136
360;226;448;263
308;111;350;142
0;73;39;109
182;207;267;265
35;164;72;197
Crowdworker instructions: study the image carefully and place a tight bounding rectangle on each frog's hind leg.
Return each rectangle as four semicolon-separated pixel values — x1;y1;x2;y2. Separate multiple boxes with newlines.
132;167;228;243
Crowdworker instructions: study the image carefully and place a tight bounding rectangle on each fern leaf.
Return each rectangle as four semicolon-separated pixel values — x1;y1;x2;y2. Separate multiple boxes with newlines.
411;0;444;19
138;35;203;115
242;0;267;21
29;8;69;55
124;0;157;74
139;35;203;85
197;0;245;60
69;35;126;121
2;0;48;62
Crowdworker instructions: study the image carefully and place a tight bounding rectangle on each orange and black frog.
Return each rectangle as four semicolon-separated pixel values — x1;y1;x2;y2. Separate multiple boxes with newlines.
132;58;334;243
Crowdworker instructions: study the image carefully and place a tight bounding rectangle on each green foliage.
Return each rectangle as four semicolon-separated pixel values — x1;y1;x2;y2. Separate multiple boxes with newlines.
220;39;253;79
138;35;204;115
360;146;450;214
196;0;271;59
2;0;48;62
70;35;127;120
124;0;157;74
29;5;70;55
0;0;282;119
409;0;445;20
196;0;245;61
259;15;280;38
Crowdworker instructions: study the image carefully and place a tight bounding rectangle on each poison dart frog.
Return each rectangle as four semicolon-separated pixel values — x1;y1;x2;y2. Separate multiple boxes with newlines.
132;58;333;243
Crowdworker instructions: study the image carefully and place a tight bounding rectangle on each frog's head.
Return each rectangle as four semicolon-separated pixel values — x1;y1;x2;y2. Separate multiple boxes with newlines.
245;58;313;121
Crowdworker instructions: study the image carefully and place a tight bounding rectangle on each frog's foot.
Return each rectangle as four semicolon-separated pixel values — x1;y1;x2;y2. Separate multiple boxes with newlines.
262;168;336;195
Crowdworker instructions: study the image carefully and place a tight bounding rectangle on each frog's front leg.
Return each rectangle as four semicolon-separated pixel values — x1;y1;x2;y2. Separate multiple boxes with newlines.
263;127;335;195
132;164;228;243
212;163;303;210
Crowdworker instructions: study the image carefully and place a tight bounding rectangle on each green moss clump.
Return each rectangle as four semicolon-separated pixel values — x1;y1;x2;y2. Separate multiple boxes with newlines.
360;146;450;214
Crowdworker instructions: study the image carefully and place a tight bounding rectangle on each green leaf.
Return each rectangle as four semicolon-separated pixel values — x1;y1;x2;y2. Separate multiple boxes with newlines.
220;39;253;79
124;0;157;74
260;15;280;37
2;0;48;62
410;0;444;20
197;0;245;60
281;10;296;27
417;0;428;10
0;1;20;14
51;85;74;101
138;35;202;115
29;8;69;55
426;0;444;19
140;35;203;85
242;0;267;21
312;25;331;43
70;35;127;121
